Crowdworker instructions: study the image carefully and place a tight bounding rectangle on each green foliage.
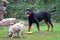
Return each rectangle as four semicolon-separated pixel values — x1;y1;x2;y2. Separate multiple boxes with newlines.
4;0;60;22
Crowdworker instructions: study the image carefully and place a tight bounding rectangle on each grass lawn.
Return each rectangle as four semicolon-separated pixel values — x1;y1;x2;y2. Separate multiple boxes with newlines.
0;20;60;40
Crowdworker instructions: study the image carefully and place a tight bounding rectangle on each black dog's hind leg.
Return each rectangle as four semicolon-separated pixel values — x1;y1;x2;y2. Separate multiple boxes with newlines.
45;21;50;31
45;19;53;31
46;13;53;31
48;20;53;31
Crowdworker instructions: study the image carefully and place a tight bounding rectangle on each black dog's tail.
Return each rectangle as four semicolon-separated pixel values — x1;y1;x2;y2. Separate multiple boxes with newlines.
48;7;56;13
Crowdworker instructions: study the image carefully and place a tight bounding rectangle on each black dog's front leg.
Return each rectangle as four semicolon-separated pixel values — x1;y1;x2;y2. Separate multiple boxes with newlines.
35;21;40;32
28;22;32;32
34;15;40;32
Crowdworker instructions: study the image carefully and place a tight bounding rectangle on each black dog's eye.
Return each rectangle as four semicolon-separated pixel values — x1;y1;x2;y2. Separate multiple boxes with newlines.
26;10;30;12
28;10;31;12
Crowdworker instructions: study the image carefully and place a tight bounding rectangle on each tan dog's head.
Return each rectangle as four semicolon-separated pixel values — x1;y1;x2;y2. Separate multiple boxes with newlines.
8;29;13;37
19;21;24;25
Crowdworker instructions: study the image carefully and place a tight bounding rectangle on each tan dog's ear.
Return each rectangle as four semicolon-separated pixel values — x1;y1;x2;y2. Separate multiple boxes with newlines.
20;21;24;24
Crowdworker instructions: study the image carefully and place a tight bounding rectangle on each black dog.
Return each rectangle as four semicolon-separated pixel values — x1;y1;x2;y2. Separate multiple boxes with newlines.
25;7;56;32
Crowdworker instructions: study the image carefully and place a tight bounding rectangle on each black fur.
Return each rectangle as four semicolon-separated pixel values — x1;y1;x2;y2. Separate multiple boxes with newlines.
25;7;56;31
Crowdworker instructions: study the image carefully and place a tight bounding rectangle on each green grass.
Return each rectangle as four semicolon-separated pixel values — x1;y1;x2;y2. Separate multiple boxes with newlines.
0;21;60;40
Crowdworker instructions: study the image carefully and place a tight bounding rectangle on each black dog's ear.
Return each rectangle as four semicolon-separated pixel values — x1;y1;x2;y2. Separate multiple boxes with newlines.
24;8;27;11
24;8;28;11
24;8;32;11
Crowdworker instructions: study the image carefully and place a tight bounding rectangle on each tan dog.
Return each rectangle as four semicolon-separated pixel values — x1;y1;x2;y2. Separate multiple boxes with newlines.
8;21;25;38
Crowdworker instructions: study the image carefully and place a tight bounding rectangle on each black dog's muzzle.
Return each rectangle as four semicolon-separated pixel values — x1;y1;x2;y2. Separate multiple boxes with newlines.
25;8;32;17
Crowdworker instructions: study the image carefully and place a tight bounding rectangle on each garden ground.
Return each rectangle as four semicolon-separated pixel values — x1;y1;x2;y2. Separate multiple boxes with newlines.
0;20;60;40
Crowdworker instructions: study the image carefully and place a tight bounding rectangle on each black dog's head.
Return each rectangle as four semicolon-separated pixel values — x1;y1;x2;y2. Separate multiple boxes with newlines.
25;8;33;17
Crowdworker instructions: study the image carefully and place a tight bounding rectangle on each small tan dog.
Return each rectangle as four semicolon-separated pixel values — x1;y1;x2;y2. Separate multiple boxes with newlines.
8;21;25;38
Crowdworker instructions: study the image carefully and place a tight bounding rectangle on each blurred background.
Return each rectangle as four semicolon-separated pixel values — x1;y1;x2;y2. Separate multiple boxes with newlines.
4;0;60;22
